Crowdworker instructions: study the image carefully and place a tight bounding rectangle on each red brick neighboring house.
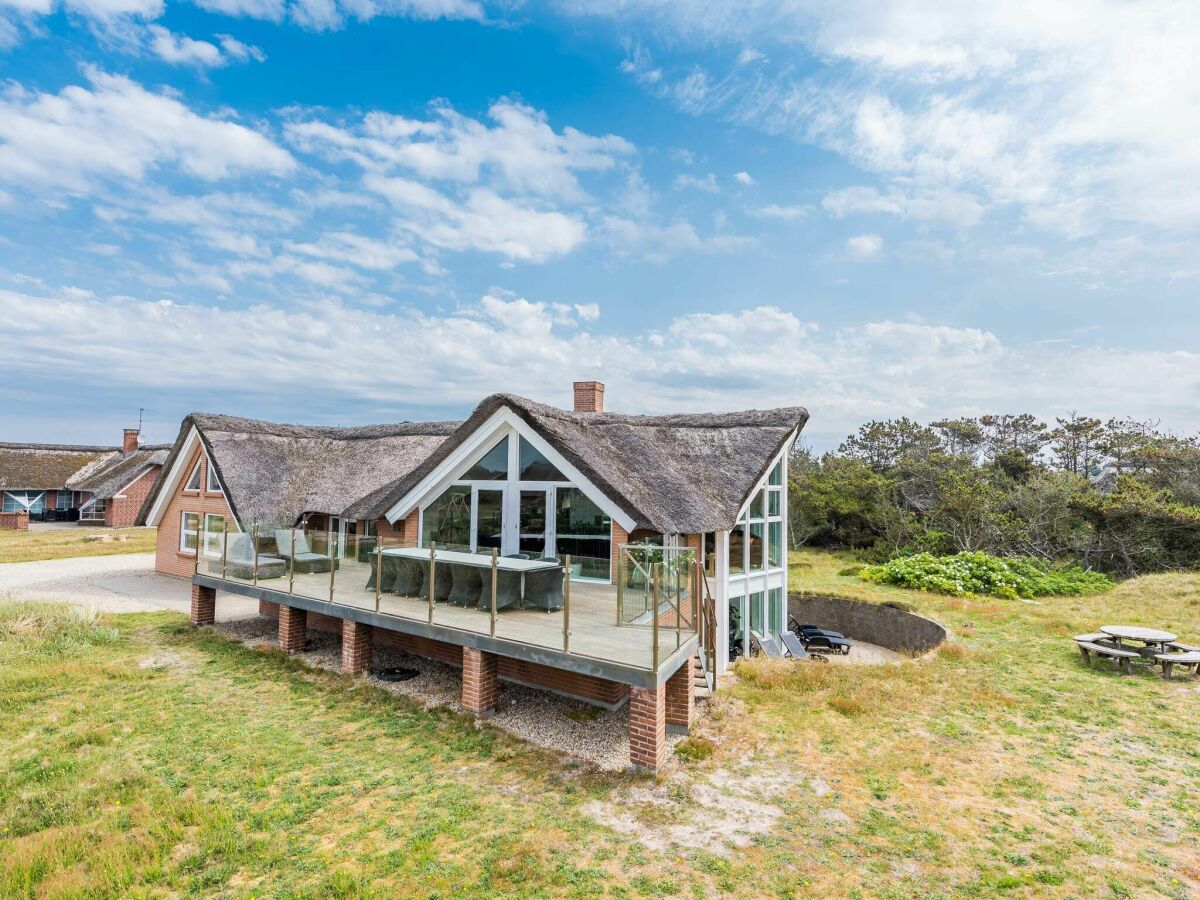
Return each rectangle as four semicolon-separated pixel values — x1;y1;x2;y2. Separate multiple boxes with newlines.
0;428;168;528
137;384;807;772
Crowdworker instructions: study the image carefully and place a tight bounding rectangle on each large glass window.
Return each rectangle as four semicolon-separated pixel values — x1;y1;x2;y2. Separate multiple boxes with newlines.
475;488;504;553
749;591;764;636
768;588;783;635
768;521;783;568
518;436;565;481
749;489;764;519
555;487;611;579
519;490;548;556
203;514;225;557
206;465;223;494
749;523;765;572
769;459;783;485
728;523;745;575
422;486;472;551
728;594;744;657
464;438;508;480
184;461;202;492
768;489;781;517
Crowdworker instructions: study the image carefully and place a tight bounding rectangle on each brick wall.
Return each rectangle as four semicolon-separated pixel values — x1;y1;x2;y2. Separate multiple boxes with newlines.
278;605;307;652
461;647;499;716
610;521;629;585
629;684;666;771
341;620;373;675
0;510;29;530
107;466;161;528
154;446;236;578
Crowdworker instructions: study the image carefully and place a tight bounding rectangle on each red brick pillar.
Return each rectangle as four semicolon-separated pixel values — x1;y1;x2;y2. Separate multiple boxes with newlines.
190;584;216;626
461;647;499;717
259;599;278;618
341;619;373;676
278;605;307;653
665;658;695;734
629;684;666;772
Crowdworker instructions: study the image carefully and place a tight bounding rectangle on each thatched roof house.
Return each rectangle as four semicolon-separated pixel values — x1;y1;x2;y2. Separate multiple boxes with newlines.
139;413;461;527
0;442;117;491
367;394;809;533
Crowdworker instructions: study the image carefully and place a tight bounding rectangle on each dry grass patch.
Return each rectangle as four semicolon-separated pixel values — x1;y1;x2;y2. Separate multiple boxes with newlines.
0;527;156;563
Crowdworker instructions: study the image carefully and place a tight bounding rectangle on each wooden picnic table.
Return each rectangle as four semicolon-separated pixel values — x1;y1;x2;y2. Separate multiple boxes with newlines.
1099;625;1177;655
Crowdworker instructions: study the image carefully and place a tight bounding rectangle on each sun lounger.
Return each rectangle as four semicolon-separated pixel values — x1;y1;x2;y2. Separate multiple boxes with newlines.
225;532;286;580
274;529;336;574
779;631;813;660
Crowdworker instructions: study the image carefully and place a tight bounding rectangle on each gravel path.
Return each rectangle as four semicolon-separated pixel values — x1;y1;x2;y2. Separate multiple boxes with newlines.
0;552;259;621
214;617;686;771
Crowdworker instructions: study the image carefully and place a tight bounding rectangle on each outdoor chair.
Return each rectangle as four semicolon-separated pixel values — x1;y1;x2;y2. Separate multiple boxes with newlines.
390;557;424;597
751;633;788;659
477;568;522;611
779;631;812;660
366;553;400;591
418;559;453;604
224;532;286;580
274;529;336;574
522;566;564;611
504;552;530;560
447;564;482;607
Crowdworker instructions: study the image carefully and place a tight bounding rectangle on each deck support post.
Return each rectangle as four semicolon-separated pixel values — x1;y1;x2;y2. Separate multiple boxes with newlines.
629;683;666;772
461;646;498;718
665;657;695;735
279;605;307;653
190;584;216;627
341;619;372;676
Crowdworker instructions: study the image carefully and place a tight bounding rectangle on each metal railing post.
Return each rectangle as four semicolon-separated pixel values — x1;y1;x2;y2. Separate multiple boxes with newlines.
616;545;624;626
428;542;437;624
675;556;682;651
563;554;571;653
691;558;699;632
252;523;259;587
328;525;336;605
652;562;660;671
193;515;200;576
490;548;498;637
375;536;383;612
221;521;229;581
288;525;296;594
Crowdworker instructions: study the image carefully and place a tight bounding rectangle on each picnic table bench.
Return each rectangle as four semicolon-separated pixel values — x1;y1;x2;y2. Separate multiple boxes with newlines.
1076;641;1142;675
1154;651;1200;680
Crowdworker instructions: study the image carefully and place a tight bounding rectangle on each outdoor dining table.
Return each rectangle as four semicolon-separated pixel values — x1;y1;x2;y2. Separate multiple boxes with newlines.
380;546;561;600
1099;625;1178;656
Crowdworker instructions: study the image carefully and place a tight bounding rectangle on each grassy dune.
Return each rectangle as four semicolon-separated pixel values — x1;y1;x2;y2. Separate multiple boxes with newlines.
1;551;1198;897
0;527;156;564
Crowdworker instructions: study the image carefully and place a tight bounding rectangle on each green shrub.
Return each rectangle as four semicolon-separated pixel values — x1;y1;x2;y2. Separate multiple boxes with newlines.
837;565;865;577
859;552;1113;600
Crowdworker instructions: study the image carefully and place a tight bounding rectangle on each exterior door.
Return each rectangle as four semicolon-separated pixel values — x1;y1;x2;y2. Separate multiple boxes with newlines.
518;489;550;557
474;487;504;554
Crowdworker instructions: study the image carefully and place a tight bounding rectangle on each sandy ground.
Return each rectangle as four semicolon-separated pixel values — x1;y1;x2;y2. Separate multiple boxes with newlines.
823;639;904;665
0;552;259;621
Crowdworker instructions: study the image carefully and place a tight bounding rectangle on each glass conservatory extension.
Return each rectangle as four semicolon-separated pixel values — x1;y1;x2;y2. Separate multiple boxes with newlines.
418;433;613;581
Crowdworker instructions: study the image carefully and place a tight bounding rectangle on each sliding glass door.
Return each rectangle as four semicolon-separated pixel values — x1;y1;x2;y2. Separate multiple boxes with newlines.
519;490;549;557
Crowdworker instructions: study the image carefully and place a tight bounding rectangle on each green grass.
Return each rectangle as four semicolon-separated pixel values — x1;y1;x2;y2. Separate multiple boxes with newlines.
0;526;157;563
2;551;1199;897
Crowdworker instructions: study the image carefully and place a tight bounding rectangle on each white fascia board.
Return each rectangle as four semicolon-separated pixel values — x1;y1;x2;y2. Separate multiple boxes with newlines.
144;427;201;526
385;407;637;532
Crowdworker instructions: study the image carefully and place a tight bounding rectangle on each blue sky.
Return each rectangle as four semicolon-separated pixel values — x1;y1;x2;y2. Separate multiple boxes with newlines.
1;0;1198;450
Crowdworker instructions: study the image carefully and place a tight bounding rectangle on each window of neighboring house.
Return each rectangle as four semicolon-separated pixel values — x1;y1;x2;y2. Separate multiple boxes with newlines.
184;461;202;492
205;464;223;494
180;512;200;552
79;498;105;521
57;490;75;509
1;493;20;513
203;514;225;557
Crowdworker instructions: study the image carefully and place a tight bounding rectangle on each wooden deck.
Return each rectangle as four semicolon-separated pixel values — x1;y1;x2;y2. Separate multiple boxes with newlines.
218;557;694;671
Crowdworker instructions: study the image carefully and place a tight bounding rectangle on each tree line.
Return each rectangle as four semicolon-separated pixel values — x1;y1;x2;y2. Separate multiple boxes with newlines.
789;413;1200;576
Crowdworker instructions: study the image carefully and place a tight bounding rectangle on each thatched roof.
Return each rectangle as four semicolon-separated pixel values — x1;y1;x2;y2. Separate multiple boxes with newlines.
69;447;170;498
0;443;118;491
365;394;809;533
139;413;460;526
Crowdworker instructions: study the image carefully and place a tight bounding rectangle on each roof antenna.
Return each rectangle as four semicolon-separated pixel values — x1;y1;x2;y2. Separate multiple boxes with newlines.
138;408;144;431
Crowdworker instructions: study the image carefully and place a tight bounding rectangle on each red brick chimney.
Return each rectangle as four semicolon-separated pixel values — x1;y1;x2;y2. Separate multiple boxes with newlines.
573;380;605;413
122;428;140;454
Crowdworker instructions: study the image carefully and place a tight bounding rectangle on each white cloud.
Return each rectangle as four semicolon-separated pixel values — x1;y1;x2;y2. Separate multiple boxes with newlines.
568;0;1200;269
286;230;419;270
673;172;718;193
601;216;752;263
846;233;883;260
216;33;266;62
750;203;808;221
3;287;1199;443
0;69;295;193
147;26;223;66
823;185;984;228
733;170;754;185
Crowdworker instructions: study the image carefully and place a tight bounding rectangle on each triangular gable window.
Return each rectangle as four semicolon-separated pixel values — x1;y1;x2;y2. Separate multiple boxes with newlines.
463;437;508;480
206;464;223;494
519;436;565;481
184;460;202;492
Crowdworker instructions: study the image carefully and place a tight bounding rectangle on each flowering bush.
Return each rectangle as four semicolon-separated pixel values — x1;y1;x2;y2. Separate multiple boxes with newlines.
859;552;1113;600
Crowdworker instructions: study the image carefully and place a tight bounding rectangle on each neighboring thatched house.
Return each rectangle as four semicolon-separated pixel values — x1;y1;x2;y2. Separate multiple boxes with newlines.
139;382;807;773
0;428;168;528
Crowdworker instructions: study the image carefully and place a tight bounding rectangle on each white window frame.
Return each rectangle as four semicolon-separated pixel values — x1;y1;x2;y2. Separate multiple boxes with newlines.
205;464;223;495
180;511;200;553
184;460;202;492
